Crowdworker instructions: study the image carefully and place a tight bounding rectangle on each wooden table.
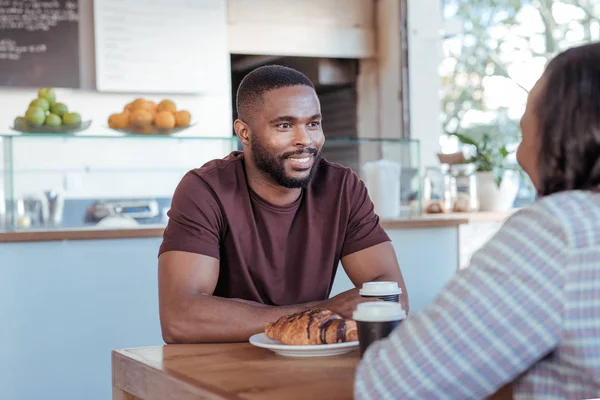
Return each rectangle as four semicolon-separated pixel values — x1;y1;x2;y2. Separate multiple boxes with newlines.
112;343;360;400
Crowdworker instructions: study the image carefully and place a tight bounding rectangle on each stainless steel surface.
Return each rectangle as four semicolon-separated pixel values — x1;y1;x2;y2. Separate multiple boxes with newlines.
44;190;64;226
86;199;159;223
0;186;5;228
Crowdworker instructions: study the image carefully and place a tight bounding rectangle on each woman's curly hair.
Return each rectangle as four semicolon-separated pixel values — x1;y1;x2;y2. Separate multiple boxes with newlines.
537;42;600;196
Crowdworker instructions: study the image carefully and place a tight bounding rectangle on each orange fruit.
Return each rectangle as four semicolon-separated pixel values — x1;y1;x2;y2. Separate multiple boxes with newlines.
148;100;158;111
157;99;176;113
130;109;153;127
154;110;176;129
174;110;191;127
131;98;150;111
140;125;154;134
108;112;130;129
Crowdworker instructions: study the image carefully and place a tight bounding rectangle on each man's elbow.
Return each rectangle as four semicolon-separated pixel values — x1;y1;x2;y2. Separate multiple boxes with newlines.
160;314;194;344
161;321;185;344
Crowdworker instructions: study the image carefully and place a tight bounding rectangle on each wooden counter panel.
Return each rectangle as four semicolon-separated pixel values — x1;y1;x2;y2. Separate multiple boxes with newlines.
0;218;468;243
380;218;468;229
0;227;165;243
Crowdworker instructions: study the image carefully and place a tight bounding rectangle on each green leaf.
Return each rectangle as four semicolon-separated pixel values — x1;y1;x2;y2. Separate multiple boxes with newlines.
495;174;503;188
500;146;509;158
452;132;480;148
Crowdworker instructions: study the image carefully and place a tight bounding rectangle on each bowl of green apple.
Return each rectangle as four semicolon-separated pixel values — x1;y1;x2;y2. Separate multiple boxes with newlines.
11;88;92;134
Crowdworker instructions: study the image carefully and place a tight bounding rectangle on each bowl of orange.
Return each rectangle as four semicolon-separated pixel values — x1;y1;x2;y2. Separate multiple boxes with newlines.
107;98;193;135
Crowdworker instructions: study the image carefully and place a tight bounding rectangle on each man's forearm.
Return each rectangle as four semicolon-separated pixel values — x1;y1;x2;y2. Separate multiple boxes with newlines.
161;295;321;343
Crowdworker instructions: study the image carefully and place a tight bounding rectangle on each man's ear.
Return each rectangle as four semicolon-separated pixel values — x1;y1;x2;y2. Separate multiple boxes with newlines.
234;119;251;146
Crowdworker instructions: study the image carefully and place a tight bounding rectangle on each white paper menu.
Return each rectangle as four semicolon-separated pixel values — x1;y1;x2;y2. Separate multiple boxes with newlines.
93;0;227;93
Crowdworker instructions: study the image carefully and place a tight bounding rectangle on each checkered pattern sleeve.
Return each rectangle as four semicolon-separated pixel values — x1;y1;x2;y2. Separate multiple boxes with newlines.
355;203;568;400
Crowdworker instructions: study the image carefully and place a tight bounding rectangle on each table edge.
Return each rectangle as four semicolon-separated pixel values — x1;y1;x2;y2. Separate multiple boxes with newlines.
112;349;239;400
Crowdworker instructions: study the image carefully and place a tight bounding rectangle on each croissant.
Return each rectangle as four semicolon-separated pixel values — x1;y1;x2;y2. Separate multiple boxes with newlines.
265;309;358;345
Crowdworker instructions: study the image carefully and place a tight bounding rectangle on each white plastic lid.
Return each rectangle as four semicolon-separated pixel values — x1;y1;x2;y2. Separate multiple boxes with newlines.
353;302;407;322
359;281;402;296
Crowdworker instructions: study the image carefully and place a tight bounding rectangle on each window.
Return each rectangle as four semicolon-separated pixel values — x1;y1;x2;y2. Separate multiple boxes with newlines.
440;0;600;153
438;0;600;204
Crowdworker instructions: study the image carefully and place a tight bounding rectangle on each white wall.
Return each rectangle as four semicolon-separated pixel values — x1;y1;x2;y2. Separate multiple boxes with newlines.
228;0;375;58
1;0;233;199
1;0;379;200
407;0;443;169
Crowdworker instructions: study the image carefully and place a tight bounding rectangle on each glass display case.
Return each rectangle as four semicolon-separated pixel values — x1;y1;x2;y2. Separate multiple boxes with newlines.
0;133;420;232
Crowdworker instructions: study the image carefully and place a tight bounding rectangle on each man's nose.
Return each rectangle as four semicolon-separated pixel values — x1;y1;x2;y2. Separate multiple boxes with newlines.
293;125;312;147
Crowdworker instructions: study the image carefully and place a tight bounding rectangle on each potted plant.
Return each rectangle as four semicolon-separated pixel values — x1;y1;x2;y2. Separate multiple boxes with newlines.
449;126;521;212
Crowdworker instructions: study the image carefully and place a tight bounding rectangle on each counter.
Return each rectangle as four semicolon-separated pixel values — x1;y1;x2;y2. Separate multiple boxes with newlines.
420;210;516;222
0;217;467;243
1;216;467;400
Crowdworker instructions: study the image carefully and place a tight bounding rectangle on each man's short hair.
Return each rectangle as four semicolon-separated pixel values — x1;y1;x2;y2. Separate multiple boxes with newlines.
236;65;315;122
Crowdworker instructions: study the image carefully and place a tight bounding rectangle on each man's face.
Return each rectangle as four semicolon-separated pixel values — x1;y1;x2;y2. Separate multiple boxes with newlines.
246;85;325;188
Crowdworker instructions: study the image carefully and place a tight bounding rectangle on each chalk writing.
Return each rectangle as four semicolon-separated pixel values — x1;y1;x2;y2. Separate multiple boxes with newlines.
0;0;78;31
0;39;46;60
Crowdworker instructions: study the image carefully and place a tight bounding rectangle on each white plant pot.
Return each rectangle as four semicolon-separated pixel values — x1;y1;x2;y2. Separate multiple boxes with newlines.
477;171;519;212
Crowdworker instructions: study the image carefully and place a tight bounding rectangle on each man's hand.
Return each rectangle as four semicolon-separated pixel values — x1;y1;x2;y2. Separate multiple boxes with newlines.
341;242;409;313
317;288;378;318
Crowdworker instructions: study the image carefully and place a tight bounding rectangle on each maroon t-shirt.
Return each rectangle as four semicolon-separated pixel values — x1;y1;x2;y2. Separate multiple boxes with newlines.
159;151;390;306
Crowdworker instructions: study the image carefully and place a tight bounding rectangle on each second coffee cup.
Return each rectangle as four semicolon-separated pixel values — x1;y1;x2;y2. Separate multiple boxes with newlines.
353;302;406;357
359;281;402;302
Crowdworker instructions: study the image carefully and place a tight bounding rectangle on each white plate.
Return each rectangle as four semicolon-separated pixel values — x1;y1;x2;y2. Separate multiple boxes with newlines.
249;333;359;357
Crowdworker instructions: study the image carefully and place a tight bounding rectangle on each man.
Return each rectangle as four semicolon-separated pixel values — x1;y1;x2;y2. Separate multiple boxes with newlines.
158;65;407;344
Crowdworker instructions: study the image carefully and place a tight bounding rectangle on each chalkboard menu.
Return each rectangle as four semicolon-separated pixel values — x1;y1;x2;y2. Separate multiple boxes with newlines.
0;0;80;88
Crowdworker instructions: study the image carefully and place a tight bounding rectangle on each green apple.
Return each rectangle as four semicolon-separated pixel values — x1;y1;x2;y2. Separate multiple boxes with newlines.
38;88;56;105
29;98;50;112
13;116;27;130
25;107;46;126
45;113;62;127
50;102;68;117
62;112;81;126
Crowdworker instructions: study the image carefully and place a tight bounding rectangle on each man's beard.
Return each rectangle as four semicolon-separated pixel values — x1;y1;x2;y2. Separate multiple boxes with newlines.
249;136;321;189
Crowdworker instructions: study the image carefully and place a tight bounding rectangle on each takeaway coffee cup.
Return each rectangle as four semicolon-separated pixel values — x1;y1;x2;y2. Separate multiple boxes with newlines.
359;281;402;302
353;302;406;357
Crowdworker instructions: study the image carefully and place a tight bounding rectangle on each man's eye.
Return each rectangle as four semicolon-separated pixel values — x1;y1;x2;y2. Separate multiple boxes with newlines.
309;121;321;128
277;123;292;129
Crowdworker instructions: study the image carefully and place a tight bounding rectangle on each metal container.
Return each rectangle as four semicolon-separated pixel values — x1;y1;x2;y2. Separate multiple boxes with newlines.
422;165;454;213
449;163;479;212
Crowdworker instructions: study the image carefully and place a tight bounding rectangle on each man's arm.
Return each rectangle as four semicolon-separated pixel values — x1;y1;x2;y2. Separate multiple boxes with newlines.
159;251;316;343
338;170;409;312
159;251;376;343
341;241;408;313
355;205;567;399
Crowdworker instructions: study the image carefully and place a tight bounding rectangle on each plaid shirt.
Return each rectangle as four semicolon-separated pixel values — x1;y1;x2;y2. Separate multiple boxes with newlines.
355;191;600;400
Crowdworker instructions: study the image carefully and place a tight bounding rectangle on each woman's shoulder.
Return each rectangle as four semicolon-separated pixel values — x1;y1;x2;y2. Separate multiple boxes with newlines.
510;190;600;248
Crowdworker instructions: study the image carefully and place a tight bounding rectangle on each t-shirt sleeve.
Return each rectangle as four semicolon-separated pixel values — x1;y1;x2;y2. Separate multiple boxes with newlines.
341;171;391;257
158;171;223;259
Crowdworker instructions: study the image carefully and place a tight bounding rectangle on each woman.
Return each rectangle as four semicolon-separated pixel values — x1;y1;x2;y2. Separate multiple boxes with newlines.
355;42;600;400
